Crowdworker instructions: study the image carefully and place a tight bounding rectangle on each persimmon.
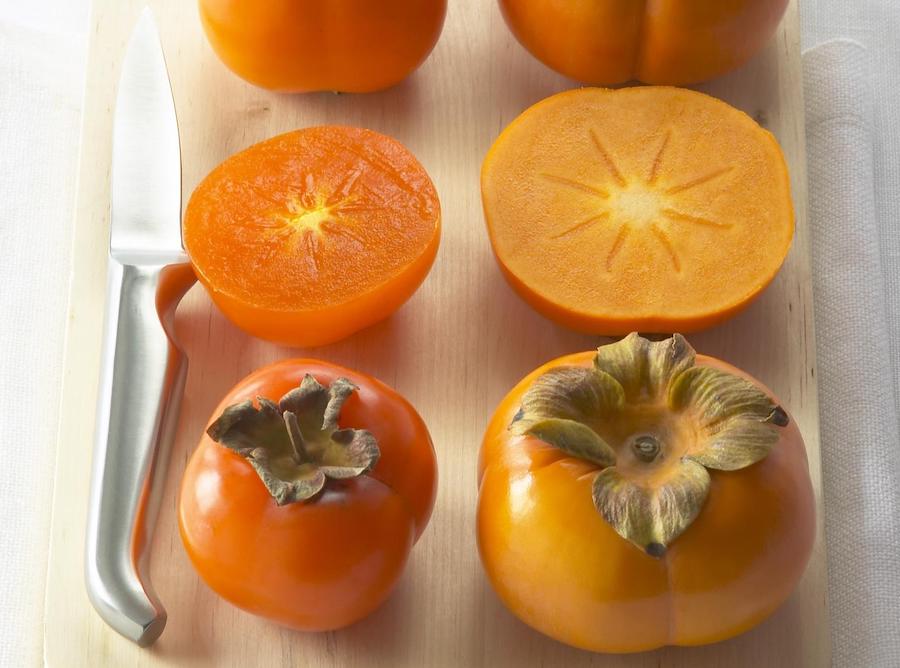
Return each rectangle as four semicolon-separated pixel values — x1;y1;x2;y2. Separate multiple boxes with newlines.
481;86;793;335
198;0;447;93
184;126;441;347
477;333;815;652
499;0;789;85
179;360;437;631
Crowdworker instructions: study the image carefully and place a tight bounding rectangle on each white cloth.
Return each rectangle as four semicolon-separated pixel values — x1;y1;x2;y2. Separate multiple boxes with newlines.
803;39;900;668
802;0;900;459
1;2;899;667
0;4;88;667
802;4;900;666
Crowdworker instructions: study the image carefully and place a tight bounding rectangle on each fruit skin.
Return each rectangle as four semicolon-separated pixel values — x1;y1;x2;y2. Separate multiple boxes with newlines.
184;126;441;348
481;86;794;335
198;0;447;93
477;351;815;653
179;360;437;631
499;0;789;85
197;229;440;347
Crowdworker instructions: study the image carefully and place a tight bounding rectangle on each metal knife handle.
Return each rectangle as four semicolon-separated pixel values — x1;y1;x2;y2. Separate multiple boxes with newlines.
85;260;194;646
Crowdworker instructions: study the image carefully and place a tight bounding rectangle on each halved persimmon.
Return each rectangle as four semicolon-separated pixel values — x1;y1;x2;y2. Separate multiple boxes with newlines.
184;126;441;347
481;87;794;334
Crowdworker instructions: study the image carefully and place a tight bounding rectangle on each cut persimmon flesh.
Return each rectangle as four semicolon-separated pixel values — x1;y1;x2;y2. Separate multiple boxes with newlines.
184;126;440;347
481;87;794;334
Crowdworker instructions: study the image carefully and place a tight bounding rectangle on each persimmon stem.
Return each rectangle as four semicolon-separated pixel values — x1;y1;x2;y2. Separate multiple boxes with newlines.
632;435;661;463
283;411;308;464
207;376;380;505
516;334;784;554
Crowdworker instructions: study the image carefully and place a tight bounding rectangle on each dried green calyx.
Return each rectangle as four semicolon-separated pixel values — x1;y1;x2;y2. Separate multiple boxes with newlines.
511;333;788;557
208;374;379;505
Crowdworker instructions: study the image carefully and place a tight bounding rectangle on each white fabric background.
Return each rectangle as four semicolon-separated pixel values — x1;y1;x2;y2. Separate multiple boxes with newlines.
801;4;900;665
804;39;900;668
803;4;900;425
1;1;898;666
0;2;88;667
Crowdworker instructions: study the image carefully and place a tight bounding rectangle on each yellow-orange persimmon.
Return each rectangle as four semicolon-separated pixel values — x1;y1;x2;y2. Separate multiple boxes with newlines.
477;334;815;652
184;126;440;347
499;0;789;85
198;0;447;92
482;87;793;335
179;360;437;631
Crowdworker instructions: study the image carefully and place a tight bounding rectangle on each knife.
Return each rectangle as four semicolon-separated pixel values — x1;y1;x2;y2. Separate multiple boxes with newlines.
85;8;195;647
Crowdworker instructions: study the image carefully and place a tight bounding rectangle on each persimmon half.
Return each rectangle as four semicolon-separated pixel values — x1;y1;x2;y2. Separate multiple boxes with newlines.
198;0;447;93
499;0;789;85
481;86;794;335
184;127;441;347
179;360;437;631
477;333;815;652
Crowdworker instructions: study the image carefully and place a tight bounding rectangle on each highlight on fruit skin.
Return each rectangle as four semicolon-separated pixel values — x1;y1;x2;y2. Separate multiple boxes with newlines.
179;359;438;632
199;0;448;93
481;86;794;335
498;0;790;86
184;126;441;347
477;333;815;653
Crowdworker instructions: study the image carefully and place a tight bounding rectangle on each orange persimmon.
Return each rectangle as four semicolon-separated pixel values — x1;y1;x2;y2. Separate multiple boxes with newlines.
198;0;447;92
477;334;815;652
481;86;793;335
179;359;437;631
184;126;441;347
499;0;789;85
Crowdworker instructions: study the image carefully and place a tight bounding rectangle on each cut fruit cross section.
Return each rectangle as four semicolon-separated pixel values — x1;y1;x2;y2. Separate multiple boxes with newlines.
185;126;440;347
481;87;794;334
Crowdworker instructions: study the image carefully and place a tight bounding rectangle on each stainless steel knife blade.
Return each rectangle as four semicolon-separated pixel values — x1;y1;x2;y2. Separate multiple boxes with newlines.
85;7;195;647
111;6;184;263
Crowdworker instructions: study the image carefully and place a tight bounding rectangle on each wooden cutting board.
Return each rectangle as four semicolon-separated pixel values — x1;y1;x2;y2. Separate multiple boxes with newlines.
44;0;828;665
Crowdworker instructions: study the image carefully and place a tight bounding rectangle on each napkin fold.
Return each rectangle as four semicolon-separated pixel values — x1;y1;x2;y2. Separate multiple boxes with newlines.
803;39;900;668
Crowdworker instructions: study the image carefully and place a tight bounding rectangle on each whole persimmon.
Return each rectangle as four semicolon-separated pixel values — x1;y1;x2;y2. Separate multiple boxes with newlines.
179;360;437;631
198;0;447;92
499;0;789;85
477;333;815;652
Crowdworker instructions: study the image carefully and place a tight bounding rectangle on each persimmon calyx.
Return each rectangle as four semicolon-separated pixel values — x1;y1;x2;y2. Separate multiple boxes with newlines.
208;374;380;505
510;333;789;557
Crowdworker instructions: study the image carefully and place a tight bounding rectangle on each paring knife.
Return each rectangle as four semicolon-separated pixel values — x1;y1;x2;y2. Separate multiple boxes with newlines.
85;8;195;647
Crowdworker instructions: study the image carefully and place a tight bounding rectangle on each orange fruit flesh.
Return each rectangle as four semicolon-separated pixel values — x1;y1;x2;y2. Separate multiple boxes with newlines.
481;87;794;334
184;126;440;346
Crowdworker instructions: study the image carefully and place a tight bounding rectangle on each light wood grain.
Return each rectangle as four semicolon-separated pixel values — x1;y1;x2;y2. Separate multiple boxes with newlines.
44;1;828;665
